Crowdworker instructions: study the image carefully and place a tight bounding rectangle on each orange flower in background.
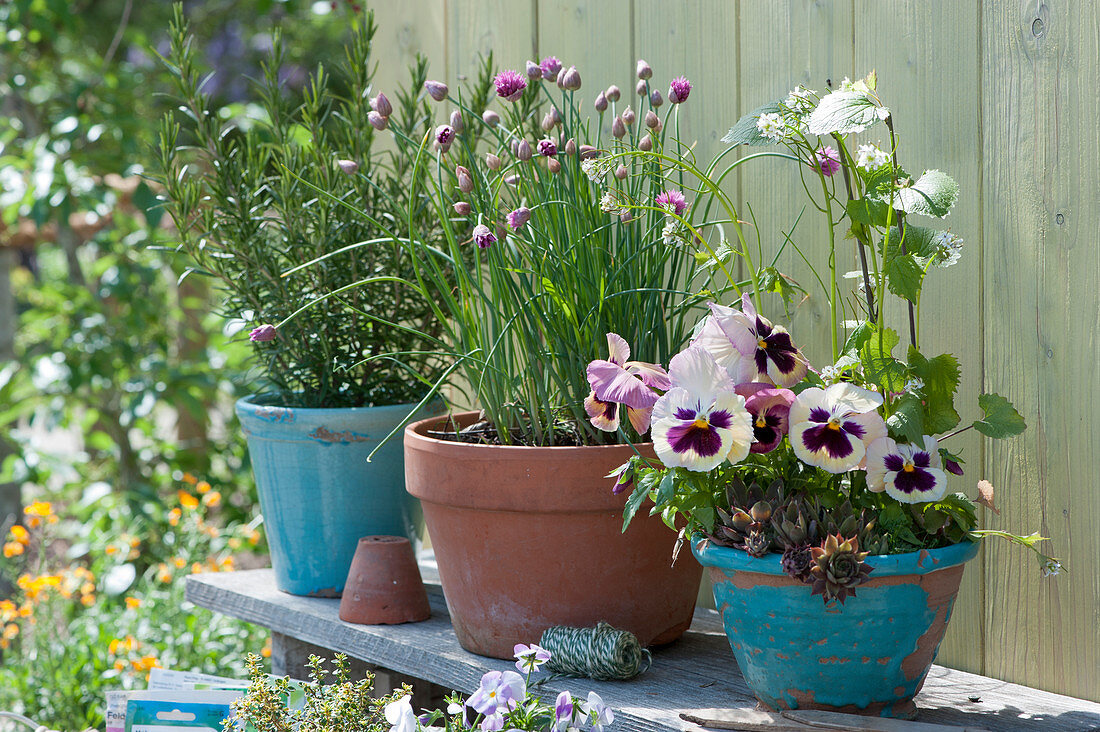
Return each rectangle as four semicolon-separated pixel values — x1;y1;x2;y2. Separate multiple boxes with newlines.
113;659;127;671
105;545;119;556
3;542;23;557
202;490;221;507
81;593;95;607
178;491;199;510
261;636;272;658
182;472;198;485
125;597;142;610
190;562;203;574
24;501;53;528
196;480;212;495
168;508;181;526
127;536;140;549
10;525;29;544
172;557;186;569
131;655;159;672
157;564;172;583
227;537;241;550
220;556;235;570
0;600;15;622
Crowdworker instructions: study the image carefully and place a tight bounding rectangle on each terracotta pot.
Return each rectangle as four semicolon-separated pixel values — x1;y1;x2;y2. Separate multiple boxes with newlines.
404;412;702;659
694;537;980;719
339;536;431;625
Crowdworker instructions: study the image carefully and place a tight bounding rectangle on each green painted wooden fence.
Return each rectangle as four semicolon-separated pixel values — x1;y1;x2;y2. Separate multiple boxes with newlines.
367;0;1099;702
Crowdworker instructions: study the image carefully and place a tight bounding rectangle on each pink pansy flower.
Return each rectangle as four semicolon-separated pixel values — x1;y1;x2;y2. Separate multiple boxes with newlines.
789;383;887;473
866;435;948;504
735;383;796;454
466;670;525;716
650;347;754;471
692;294;809;387
585;333;671;433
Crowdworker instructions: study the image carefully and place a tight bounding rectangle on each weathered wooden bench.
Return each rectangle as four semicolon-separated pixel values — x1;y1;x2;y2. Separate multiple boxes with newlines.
186;563;1100;732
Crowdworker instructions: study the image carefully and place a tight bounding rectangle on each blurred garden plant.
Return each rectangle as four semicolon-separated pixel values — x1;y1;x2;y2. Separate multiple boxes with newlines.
156;6;445;409
0;480;267;730
583;72;1060;597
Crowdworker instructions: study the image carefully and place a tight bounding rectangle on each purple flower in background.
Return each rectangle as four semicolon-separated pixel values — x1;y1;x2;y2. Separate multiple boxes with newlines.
540;56;562;81
558;65;582;91
815;146;842;177
507;207;531;230
495;69;528;102
654;190;687;217
636;59;653;80
435;124;455;147
483;109;501;127
553;691;574;732
249;324;277;342
513;643;551;673
735;383;796;454
472;224;497;250
608;461;634;496
467;670;526;716
668;76;692;104
582;692;615;732
371;92;393;117
368;110;388;130
789;383;887;473
526;59;542;80
537;138;558;157
866;436;948;504
650;347;754;471
424;80;448;101
480;714;504;732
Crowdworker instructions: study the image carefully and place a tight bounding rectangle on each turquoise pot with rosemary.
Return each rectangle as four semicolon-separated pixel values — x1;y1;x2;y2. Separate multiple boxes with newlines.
237;396;433;597
694;537;980;719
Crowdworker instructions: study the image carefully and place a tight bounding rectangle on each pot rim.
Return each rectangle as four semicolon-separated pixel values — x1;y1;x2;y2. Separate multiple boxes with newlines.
692;534;979;577
236;393;432;417
404;410;651;457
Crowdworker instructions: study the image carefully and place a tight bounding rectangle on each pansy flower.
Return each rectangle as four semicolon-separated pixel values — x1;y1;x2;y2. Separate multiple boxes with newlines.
585;333;671;433
735;383;796;454
650;347;754;471
691;295;809;387
789;383;887;473
866;436;948;504
466;670;525;716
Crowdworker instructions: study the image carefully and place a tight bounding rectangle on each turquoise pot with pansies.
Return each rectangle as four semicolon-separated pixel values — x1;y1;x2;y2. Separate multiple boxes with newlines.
694;537;979;719
237;396;434;597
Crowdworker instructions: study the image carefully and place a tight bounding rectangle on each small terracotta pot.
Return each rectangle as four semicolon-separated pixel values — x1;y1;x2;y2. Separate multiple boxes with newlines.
338;536;431;625
404;412;702;659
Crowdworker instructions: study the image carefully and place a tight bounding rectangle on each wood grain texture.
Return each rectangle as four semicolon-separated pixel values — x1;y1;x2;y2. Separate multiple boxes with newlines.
448;0;536;85
735;0;854;369
536;0;634;109
187;569;1100;731
853;0;985;676
980;0;1100;701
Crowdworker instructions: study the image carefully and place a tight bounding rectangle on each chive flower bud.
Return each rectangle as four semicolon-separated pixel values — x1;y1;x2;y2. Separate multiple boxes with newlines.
424;80;448;102
579;144;598;160
453;201;471;215
564;138;576;156
541;112;556;131
482;110;501;127
605;85;621;102
486;153;502;171
435;124;454;151
335;158;359;175
636;80;647;96
368;111;388;131
636;59;652;80
612;116;626;139
594;91;608;113
371;92;393;117
456;166;474;193
507;206;531;230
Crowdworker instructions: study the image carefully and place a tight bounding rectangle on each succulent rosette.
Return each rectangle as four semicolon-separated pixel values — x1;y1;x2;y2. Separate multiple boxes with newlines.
650;348;754;471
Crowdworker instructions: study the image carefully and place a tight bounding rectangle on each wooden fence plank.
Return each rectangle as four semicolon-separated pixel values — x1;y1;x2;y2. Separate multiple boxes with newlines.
853;0;985;676
980;0;1100;702
448;0;536;85
536;0;634;112
370;0;449;101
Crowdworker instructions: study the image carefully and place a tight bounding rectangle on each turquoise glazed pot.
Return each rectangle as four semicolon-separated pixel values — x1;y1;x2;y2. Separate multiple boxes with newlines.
236;396;430;597
694;537;979;719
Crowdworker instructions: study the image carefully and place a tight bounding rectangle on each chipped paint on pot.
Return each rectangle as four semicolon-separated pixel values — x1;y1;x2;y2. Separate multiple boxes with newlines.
693;537;979;719
236;396;436;597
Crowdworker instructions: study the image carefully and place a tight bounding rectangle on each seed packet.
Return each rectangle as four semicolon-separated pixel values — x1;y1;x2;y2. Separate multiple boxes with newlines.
148;668;247;691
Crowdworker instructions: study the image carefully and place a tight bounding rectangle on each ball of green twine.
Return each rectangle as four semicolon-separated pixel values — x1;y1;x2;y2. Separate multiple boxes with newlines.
539;622;651;680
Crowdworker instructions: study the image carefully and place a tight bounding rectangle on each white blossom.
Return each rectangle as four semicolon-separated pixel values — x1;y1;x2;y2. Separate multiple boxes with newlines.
856;143;890;171
783;85;816;113
904;377;925;393
599;191;624;215
756;112;787;140
930;231;964;269
819;365;840;384
1041;559;1063;578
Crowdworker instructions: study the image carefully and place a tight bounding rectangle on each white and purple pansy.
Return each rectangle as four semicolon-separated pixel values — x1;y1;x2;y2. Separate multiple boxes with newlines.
735;383;796;454
691;295;809;387
585;333;671;433
650;347;754;471
789;383;887;473
866;435;948;504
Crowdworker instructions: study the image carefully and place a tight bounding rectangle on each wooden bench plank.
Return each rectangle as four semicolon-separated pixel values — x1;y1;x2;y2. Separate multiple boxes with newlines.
186;569;1100;732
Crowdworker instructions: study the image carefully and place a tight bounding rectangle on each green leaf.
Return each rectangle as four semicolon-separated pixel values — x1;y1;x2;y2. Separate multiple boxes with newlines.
843;321;874;355
973;393;1027;438
884;253;924;303
655;471;677;507
846;197;890;227
886;393;925;445
722;100;783;147
907;349;961;434
806;90;887;135
893;170;959;218
758;266;805;314
132;181;163;229
622;479;651;532
859;326;907;393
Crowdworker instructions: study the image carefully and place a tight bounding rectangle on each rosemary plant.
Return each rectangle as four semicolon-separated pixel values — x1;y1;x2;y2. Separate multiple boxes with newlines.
155;6;443;408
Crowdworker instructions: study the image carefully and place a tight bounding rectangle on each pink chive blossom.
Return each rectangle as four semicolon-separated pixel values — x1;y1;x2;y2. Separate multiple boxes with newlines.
669;76;692;104
494;70;528;102
540;56;562;81
525;60;542;80
435;124;454;147
815;146;842;177
249;324;277;342
537;138;558;157
473;224;496;250
655;190;687;217
507;207;531;230
513;643;551;673
424;80;448;101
